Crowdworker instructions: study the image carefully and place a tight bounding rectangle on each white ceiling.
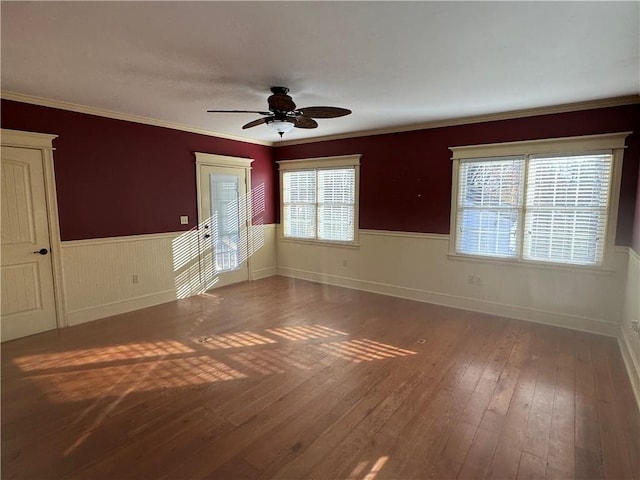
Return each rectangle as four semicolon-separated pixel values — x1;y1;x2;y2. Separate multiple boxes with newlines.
2;1;639;144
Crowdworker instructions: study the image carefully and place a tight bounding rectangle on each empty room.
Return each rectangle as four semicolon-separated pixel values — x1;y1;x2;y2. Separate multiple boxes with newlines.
1;2;639;479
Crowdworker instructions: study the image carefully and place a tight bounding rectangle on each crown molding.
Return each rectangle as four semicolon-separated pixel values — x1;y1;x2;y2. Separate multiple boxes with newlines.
1;91;274;147
4;90;638;150
275;95;640;147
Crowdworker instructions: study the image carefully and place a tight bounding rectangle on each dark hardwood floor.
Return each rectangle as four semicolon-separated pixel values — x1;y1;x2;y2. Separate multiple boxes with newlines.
2;276;638;479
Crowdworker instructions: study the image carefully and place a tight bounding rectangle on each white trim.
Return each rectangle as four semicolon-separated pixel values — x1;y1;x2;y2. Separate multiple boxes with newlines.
0;129;58;149
277;154;361;170
449;157;461;257
279;238;361;249
619;245;640;411
195;152;254;168
276;266;620;337
6;90;637;150
1;128;67;329
359;229;449;241
252;266;278;280
446;251;617;275
1;91;273;147
275;96;640;147
618;327;640;412
450;132;631;159
195;153;254;286
605;147;626;269
61;231;182;248
448;132;630;271
66;289;177;326
278;155;361;246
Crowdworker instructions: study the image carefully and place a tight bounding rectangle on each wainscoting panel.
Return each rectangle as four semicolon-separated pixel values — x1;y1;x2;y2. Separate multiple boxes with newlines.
277;228;627;337
61;225;277;326
620;247;640;408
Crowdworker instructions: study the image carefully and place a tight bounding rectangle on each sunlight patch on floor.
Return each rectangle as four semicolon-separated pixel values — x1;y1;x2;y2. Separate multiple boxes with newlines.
347;456;390;480
316;339;417;363
196;331;277;349
266;324;348;341
30;356;247;402
13;340;195;370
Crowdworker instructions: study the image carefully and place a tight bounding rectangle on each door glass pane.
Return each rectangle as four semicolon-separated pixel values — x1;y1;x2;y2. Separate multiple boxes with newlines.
210;173;240;272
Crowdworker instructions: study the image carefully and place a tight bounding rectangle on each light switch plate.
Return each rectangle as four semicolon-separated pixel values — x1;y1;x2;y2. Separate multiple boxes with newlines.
180;215;189;225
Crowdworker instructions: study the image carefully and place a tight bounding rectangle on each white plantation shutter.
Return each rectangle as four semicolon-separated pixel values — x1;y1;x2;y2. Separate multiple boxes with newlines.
318;168;355;241
283;170;316;239
282;165;357;242
524;154;612;265
456;157;525;258
451;133;627;268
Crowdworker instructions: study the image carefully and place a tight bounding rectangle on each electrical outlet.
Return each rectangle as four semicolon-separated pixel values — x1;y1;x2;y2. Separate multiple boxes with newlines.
132;274;139;284
468;275;482;286
342;259;348;267
631;320;640;334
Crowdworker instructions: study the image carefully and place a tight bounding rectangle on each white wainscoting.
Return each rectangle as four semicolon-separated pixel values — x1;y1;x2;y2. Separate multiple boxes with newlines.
620;247;640;408
61;224;277;326
277;228;627;337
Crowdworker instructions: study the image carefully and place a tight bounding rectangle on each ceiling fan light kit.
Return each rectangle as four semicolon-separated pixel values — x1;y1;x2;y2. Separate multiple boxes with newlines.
207;86;351;138
266;118;296;137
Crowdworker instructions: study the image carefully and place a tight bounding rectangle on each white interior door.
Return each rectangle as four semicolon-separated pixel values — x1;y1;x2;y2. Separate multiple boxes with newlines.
198;163;250;289
1;146;57;341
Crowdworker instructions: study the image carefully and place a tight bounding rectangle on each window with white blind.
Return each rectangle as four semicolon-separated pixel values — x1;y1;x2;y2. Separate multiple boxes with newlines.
450;133;629;268
279;155;361;244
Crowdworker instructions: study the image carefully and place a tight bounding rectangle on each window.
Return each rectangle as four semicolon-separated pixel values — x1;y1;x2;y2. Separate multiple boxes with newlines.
450;133;629;267
278;155;361;244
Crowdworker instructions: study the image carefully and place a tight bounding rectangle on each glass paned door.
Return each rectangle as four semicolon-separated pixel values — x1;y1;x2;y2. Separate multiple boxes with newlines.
198;164;249;289
211;173;241;272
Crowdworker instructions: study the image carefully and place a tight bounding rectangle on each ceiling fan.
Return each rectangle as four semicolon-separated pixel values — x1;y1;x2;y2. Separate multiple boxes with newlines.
207;87;351;138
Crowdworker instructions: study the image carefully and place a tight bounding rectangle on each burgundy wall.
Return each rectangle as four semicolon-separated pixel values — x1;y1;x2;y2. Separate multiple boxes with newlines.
275;104;640;246
3;99;638;247
1;100;276;241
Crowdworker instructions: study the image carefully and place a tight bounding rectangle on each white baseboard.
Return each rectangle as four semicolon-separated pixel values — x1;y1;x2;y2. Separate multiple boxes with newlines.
66;289;178;326
252;266;278;280
618;328;640;411
276;266;620;337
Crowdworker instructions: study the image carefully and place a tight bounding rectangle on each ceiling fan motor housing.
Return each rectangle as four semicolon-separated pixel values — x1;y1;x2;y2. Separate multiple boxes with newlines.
268;87;297;113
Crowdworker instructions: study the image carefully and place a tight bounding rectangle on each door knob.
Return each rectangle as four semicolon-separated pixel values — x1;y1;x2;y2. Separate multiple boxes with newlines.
204;234;211;239
33;248;49;255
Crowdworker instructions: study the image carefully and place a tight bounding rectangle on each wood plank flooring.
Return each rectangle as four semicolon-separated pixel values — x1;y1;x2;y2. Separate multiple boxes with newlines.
2;276;638;479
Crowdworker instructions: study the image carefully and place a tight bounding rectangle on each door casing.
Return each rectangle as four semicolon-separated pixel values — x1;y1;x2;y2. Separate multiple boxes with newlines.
1;128;67;332
195;152;254;289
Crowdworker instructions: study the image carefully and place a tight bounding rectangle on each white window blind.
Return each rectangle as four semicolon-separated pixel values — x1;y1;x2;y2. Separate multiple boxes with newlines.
456;157;525;258
318;168;355;241
454;150;615;266
283;167;356;242
523;154;612;265
283;170;316;239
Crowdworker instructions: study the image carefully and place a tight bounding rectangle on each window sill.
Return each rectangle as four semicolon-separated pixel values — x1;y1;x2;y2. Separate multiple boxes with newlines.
279;237;360;249
446;252;616;275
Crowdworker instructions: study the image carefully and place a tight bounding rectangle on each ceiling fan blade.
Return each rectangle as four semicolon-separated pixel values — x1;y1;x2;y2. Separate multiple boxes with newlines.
297;106;351;118
294;116;318;129
242;117;269;129
207;109;272;115
268;94;296;113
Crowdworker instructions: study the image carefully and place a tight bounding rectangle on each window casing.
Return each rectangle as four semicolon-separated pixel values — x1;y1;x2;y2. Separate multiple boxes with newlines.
449;133;629;268
278;155;361;245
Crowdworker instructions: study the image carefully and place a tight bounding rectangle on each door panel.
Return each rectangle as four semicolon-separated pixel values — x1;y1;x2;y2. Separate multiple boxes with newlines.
198;164;249;289
1;147;57;341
